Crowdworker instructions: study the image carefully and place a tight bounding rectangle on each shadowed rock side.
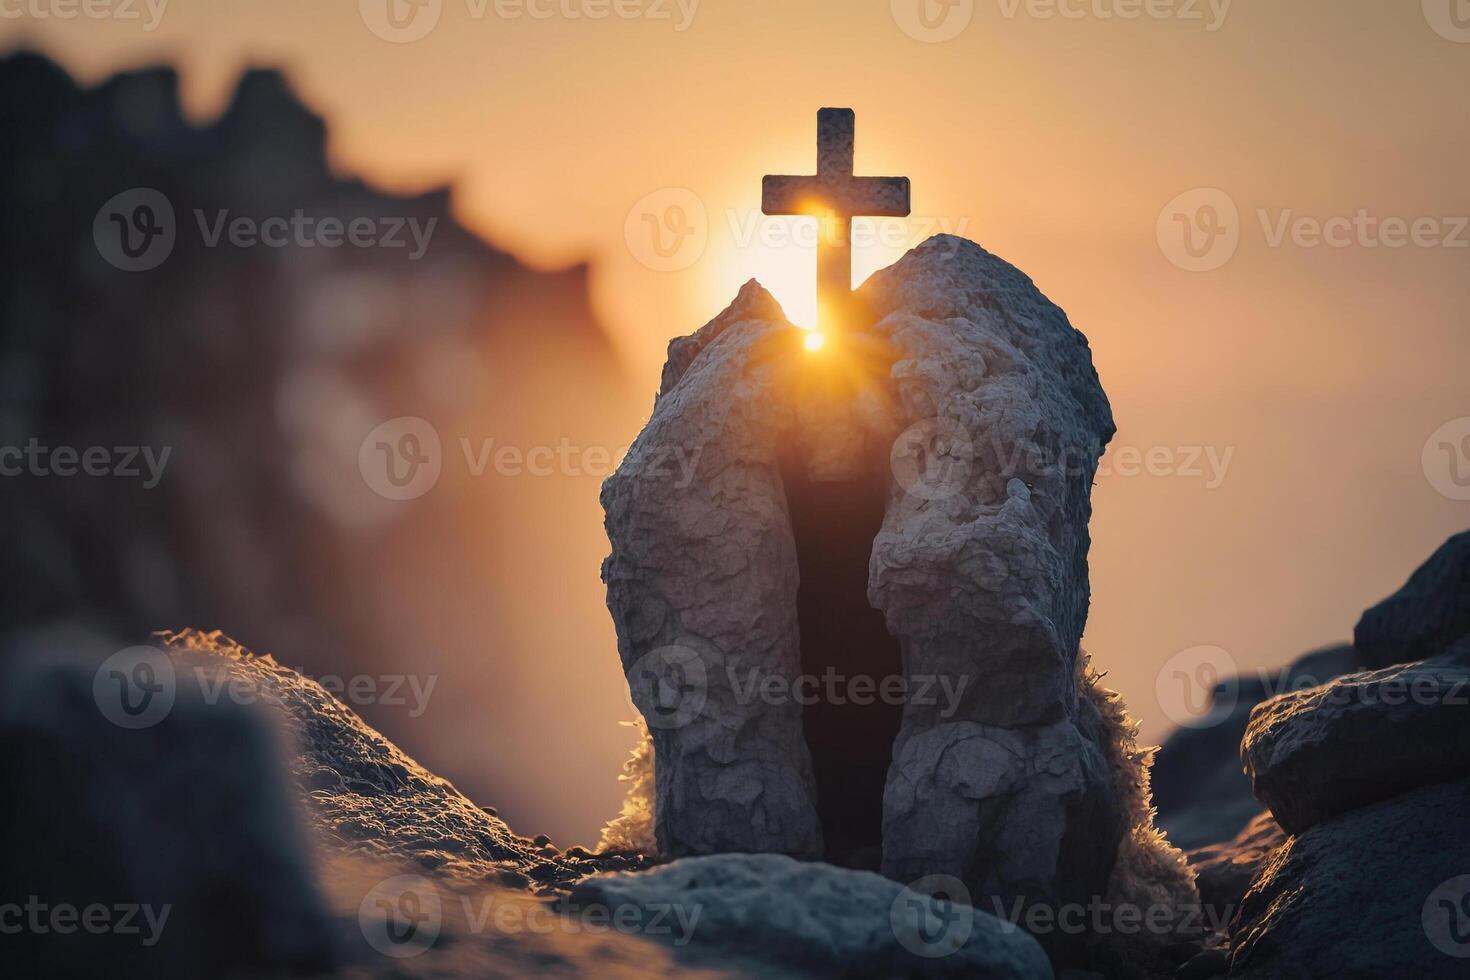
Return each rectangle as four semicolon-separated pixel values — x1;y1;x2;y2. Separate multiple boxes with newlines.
603;237;1141;939
1355;530;1470;668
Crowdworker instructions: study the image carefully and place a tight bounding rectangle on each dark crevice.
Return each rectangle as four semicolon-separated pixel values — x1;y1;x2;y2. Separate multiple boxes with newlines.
779;446;905;871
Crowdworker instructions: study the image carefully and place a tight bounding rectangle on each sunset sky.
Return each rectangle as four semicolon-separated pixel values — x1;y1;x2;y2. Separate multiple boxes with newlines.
8;0;1469;843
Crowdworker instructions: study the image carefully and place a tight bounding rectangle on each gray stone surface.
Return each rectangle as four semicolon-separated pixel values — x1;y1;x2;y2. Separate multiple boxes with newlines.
1241;657;1470;834
1152;643;1358;849
1356;530;1470;668
859;238;1121;912
1229;779;1470;979
602;237;1123;919
602;280;823;859
569;853;1054;979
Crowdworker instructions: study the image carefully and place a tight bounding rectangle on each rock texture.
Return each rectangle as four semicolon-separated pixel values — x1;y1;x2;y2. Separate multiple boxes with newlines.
602;280;823;858
1240;657;1470;834
569;853;1054;979
859;239;1121;913
0;626;335;979
1152;644;1358;849
1229;779;1470;979
1184;811;1284;916
602;237;1123;921
1355;531;1470;669
158;629;645;888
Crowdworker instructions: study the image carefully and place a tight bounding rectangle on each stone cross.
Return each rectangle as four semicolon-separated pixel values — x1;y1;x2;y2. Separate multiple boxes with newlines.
762;108;911;336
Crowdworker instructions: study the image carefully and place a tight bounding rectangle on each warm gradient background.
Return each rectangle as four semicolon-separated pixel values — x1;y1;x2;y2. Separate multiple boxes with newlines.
7;0;1468;844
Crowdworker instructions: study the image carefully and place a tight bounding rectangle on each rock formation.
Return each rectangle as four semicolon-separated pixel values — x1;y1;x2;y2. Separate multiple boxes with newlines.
603;236;1130;927
569;853;1054;979
1355;530;1470;668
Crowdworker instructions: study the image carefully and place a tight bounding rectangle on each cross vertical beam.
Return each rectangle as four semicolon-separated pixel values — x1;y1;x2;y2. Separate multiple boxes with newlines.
762;108;911;337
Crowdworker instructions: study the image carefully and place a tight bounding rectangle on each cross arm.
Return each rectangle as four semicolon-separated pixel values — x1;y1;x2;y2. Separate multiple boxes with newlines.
761;174;912;218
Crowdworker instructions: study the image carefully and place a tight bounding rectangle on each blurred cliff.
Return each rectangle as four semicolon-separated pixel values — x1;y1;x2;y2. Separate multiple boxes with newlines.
0;50;641;843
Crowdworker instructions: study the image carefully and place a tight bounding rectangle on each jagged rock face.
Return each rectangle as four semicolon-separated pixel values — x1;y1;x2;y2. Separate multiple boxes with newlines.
1229;779;1470;979
1240;657;1470;834
1355;530;1470;669
602;237;1120;916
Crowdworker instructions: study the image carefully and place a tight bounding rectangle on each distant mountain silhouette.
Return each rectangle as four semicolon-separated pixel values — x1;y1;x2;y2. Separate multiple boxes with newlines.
0;50;638;826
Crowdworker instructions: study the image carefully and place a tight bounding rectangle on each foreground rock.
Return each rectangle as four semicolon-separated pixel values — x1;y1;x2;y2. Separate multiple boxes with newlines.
1355;531;1470;668
569;853;1054;979
0;626;335;979
158;629;643;887
603;237;1125;923
1229;779;1470;978
1241;657;1470;834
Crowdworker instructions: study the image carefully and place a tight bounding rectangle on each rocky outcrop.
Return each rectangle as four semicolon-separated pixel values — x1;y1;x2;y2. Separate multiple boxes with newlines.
602;237;1125;923
1240;657;1470;834
157;629;644;888
1355;531;1470;669
1229;779;1470;978
569;853;1054;979
1184;811;1284;916
1152;644;1357;849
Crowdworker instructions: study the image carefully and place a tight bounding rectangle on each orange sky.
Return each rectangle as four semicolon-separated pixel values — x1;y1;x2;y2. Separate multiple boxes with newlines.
8;0;1470;843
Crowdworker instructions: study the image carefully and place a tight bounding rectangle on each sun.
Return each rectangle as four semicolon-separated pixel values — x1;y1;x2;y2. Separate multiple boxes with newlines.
803;330;826;352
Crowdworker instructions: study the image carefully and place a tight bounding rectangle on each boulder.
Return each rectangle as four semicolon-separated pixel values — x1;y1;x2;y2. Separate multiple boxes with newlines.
1241;657;1470;834
0;626;335;979
568;853;1055;979
1151;644;1357;849
1355;530;1470;668
1183;811;1284;916
601;236;1125;920
1229;779;1470;978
